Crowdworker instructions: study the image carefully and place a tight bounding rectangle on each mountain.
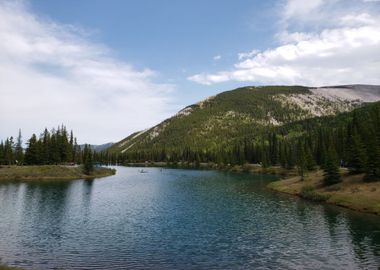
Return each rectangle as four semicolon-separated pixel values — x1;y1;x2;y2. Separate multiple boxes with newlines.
109;85;380;154
81;143;113;152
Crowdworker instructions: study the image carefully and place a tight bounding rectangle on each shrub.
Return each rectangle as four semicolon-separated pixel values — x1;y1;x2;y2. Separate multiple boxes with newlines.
300;186;329;202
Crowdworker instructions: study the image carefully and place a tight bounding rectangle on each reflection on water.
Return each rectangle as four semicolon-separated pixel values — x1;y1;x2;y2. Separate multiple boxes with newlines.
0;167;379;269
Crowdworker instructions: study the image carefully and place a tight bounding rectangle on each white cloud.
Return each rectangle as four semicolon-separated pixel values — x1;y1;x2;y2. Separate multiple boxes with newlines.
213;55;222;61
189;1;380;86
283;0;325;20
0;0;176;144
238;50;260;60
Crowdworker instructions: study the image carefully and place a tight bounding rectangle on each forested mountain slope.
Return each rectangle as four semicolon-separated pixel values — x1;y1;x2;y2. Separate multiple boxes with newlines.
109;85;380;154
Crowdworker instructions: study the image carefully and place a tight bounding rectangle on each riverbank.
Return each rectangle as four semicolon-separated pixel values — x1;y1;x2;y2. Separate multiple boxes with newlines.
124;162;298;177
268;170;380;216
0;165;116;181
0;266;24;270
122;162;380;216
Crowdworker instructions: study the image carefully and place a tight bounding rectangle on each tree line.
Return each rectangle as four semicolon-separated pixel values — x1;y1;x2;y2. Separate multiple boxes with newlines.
0;125;94;173
101;102;380;184
1;103;378;184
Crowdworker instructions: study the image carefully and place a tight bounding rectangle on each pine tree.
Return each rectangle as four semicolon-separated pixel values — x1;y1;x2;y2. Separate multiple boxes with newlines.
0;141;4;165
49;132;60;164
25;134;39;165
364;121;380;181
4;137;14;165
296;141;307;180
41;128;51;164
347;129;367;174
269;133;279;165
82;144;94;175
285;143;296;169
279;141;287;168
14;129;24;165
304;143;316;171
323;148;341;186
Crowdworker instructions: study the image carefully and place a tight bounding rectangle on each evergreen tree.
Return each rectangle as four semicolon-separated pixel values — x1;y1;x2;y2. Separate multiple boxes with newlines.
25;134;39;165
323;148;341;186
41;128;51;164
304;143;316;171
347;128;367;174
279;141;287;168
364;123;380;181
4;137;14;165
286;143;296;169
0;141;4;164
82;144;94;175
296;141;307;180
14;129;24;165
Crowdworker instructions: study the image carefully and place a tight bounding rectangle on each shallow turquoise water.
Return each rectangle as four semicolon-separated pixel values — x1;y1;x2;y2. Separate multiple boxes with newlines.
0;167;379;269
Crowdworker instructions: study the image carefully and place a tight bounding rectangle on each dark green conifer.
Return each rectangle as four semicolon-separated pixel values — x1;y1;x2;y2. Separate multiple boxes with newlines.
25;134;39;165
296;141;307;180
82;144;94;175
323;148;341;186
14;129;24;165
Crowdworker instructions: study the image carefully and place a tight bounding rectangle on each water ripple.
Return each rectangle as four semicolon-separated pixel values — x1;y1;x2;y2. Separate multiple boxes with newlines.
0;167;379;269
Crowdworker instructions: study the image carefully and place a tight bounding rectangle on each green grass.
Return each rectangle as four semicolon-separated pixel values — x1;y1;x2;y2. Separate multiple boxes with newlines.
268;170;380;215
0;266;25;270
0;165;115;181
300;186;330;202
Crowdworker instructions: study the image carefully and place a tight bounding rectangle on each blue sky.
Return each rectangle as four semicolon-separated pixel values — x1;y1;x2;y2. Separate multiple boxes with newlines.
1;0;380;143
29;0;278;102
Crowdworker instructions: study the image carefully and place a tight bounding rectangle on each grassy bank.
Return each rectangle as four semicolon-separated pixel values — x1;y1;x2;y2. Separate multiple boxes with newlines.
0;165;116;181
0;266;25;270
268;170;380;215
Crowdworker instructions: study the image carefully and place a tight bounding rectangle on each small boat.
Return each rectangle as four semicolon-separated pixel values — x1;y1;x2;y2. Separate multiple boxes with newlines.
139;169;148;173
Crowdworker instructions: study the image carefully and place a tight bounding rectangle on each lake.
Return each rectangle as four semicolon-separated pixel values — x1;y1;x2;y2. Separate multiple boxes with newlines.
0;166;379;269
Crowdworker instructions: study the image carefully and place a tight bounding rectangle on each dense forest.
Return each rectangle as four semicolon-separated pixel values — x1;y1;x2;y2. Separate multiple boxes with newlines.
100;102;380;183
108;86;363;154
0;125;94;172
1;102;379;183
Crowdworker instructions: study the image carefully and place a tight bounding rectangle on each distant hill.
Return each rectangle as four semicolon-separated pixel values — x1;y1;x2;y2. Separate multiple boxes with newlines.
81;142;113;152
109;85;380;154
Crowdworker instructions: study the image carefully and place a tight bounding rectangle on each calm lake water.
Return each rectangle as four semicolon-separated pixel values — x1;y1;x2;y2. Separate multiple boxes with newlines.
0;167;379;270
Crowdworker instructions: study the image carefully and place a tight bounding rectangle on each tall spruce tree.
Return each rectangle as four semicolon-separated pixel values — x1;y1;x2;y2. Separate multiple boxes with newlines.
0;141;4;164
4;137;14;165
323;148;341;186
364;122;380;181
14;129;24;165
296;141;307;180
82;144;94;175
25;134;39;165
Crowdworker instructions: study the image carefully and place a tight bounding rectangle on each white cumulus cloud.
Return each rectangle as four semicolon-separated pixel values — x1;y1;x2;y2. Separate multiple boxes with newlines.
0;0;176;144
188;0;380;86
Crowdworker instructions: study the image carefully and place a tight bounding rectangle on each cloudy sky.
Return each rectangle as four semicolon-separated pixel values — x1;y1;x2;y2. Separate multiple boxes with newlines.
1;0;380;144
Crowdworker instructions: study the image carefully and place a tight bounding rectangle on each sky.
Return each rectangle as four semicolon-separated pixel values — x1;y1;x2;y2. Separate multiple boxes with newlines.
1;0;380;144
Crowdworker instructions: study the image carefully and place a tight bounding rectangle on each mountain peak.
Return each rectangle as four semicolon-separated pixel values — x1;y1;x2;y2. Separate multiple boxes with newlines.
109;85;380;154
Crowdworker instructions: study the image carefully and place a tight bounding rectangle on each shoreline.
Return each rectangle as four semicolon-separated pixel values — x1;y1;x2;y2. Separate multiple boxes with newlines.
126;162;380;216
0;165;116;181
123;161;298;177
0;266;25;270
267;170;380;216
5;163;378;217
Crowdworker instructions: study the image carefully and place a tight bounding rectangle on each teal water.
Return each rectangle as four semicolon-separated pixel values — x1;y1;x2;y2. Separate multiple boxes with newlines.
0;167;379;269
